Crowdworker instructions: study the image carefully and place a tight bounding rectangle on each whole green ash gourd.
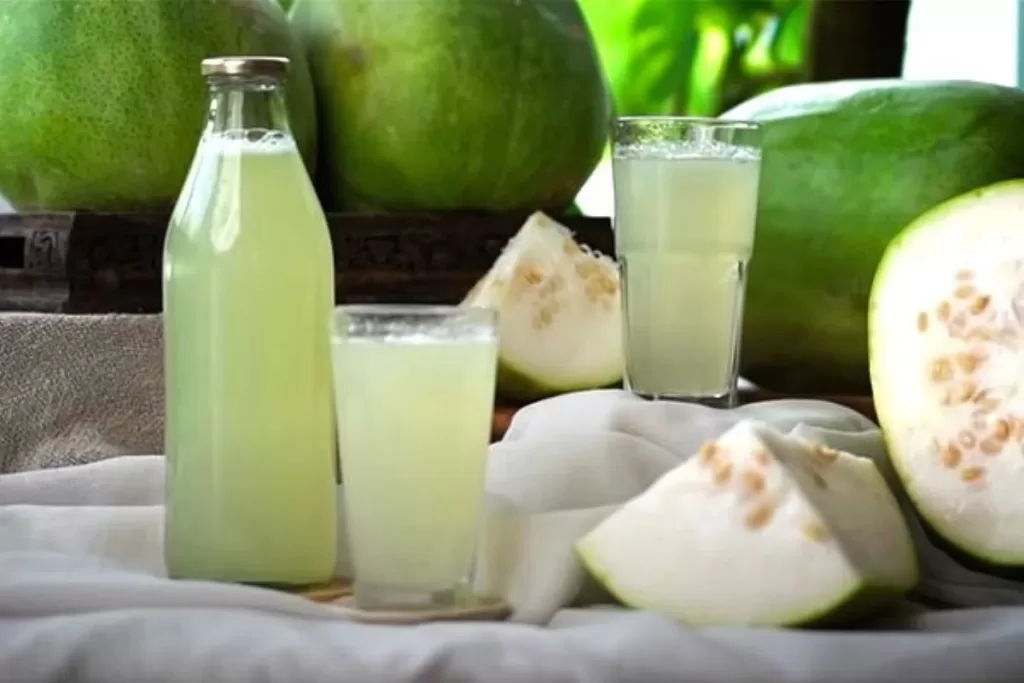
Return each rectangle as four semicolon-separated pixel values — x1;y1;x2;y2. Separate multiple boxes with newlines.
0;0;317;211
729;79;1024;395
287;0;610;212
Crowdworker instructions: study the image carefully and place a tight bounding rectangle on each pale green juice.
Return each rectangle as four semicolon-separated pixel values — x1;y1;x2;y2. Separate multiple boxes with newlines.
163;132;337;585
613;150;760;400
332;333;497;600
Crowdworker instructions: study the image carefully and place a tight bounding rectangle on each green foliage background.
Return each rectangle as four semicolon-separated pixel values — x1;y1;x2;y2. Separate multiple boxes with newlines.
578;0;811;117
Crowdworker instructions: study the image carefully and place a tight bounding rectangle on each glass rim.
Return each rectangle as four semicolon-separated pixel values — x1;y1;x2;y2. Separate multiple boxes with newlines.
331;305;498;340
613;115;760;130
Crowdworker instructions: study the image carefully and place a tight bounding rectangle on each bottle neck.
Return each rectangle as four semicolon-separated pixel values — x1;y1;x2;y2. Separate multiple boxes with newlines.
205;79;292;137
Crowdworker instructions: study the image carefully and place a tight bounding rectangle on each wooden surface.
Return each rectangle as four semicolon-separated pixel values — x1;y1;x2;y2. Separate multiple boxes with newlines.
490;390;876;441
0;211;613;313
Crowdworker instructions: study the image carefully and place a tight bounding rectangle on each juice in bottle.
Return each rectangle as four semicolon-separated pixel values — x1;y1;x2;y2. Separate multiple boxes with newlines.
163;56;337;586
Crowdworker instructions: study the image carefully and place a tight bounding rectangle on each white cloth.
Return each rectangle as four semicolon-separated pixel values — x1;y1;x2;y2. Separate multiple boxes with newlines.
3;389;1024;683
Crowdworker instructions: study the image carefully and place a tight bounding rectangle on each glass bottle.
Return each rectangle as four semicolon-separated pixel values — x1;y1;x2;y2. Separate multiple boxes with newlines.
162;56;337;587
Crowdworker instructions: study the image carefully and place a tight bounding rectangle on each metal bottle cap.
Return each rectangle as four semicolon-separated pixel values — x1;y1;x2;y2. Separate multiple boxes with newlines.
201;56;290;79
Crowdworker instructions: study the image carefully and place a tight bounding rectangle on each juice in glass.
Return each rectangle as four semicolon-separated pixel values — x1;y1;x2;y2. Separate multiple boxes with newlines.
331;305;498;609
612;118;761;405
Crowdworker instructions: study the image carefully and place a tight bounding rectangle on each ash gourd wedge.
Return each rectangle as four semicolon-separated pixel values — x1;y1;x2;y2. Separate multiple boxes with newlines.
462;212;622;400
870;179;1024;575
724;79;1024;395
577;421;918;627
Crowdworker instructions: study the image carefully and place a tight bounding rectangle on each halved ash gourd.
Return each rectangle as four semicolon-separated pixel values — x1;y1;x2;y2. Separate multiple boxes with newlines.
871;179;1024;574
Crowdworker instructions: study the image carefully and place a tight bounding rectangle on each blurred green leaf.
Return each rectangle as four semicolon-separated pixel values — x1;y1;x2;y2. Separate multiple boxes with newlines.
773;1;809;67
634;2;701;114
580;0;812;117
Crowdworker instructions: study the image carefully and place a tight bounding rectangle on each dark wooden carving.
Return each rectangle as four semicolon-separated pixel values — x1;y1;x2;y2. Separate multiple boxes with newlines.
0;212;614;313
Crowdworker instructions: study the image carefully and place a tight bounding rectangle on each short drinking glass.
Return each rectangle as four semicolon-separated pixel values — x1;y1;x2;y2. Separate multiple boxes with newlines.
611;117;762;407
331;304;498;610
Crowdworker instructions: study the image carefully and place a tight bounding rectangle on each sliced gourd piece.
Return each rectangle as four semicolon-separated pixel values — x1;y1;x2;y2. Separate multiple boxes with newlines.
463;211;622;400
576;421;918;627
870;179;1024;573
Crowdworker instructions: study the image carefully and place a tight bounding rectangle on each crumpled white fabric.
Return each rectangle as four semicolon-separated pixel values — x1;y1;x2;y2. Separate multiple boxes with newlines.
3;389;1024;683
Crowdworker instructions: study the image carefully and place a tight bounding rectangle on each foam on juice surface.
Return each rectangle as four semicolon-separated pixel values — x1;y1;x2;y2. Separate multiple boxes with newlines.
343;332;498;346
615;139;761;162
203;128;299;155
336;309;498;345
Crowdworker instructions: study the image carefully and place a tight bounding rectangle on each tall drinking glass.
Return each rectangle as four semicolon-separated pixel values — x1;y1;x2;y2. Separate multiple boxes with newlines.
611;117;762;407
331;305;498;611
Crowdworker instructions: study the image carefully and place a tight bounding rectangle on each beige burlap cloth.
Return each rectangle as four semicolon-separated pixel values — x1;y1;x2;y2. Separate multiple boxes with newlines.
0;313;164;473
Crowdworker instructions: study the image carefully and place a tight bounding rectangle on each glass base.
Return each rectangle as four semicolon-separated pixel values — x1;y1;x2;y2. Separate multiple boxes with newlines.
337;591;511;625
168;574;333;591
352;581;470;612
241;579;333;591
629;388;737;409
